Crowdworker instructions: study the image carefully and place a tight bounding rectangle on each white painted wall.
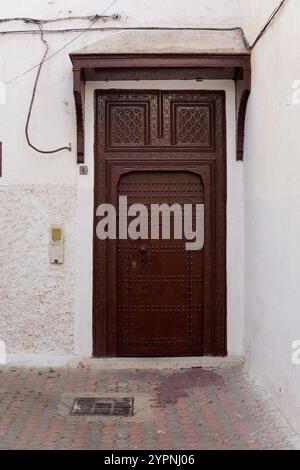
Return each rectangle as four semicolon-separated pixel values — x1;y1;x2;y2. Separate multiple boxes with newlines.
241;0;300;433
0;0;243;363
0;0;241;28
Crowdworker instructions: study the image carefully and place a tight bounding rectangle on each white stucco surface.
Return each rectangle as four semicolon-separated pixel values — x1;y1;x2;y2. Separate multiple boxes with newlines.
241;0;300;434
0;1;243;365
0;185;76;354
73;29;249;55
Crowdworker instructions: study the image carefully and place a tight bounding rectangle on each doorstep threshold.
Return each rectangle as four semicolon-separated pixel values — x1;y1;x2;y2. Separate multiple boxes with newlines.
69;356;244;370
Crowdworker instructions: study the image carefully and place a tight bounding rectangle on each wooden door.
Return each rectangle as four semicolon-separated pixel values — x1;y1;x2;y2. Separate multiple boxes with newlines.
94;90;227;357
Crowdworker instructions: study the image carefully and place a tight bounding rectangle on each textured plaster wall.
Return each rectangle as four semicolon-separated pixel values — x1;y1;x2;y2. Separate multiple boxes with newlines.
0;185;77;354
0;0;242;360
241;0;300;434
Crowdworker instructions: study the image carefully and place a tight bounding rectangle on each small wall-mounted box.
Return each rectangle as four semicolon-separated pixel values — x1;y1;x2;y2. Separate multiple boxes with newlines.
49;225;64;264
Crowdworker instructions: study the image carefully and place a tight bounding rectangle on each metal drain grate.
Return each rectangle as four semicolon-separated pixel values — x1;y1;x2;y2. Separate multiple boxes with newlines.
70;397;134;417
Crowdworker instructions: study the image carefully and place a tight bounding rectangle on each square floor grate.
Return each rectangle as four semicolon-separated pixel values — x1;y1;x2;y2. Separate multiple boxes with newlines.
70;397;134;417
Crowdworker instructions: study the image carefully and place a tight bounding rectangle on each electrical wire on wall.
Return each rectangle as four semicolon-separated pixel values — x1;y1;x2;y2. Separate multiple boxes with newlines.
3;0;120;154
0;14;119;25
25;22;72;154
250;0;288;49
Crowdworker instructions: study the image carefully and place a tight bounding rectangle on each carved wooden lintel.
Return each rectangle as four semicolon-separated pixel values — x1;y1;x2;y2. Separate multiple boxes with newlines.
236;68;251;161
70;54;251;164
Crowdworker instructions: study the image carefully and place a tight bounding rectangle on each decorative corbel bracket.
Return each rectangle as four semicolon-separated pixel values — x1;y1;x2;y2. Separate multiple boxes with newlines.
73;68;85;164
236;68;251;161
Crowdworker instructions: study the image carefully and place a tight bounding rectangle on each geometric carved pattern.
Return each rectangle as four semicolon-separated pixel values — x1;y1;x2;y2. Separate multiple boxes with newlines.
173;104;211;146
109;104;148;147
101;92;216;150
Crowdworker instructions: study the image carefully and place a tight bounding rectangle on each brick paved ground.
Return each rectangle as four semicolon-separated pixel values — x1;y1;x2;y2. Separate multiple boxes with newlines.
0;365;299;450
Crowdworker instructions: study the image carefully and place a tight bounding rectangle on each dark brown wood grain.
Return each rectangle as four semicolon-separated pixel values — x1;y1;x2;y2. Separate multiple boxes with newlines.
93;90;227;357
69;53;251;163
237;69;251;161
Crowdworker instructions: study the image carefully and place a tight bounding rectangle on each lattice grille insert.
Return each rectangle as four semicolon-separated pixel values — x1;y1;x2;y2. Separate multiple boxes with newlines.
70;397;134;417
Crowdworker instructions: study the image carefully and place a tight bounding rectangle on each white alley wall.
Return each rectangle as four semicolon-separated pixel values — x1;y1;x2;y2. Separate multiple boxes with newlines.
241;0;300;433
0;0;242;362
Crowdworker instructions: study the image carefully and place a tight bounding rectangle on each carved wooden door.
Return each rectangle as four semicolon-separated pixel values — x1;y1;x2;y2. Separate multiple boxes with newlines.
94;90;227;357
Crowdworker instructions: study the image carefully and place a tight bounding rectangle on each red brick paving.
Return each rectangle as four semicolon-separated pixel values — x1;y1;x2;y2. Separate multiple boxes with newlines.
0;366;298;450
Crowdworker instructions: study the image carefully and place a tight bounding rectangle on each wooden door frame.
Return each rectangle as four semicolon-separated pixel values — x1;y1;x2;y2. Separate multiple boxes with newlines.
93;89;227;358
68;53;251;358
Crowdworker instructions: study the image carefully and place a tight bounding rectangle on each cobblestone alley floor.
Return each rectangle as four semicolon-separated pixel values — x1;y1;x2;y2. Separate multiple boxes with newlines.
0;366;299;450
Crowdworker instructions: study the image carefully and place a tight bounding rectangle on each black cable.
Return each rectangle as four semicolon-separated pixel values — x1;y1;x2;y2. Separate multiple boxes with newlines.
25;23;72;154
0;25;246;37
4;0;119;88
250;0;288;49
0;14;119;24
23;0;119;155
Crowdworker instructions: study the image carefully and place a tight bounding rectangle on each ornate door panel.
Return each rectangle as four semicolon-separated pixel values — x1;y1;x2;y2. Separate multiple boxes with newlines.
94;90;227;357
116;171;205;357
